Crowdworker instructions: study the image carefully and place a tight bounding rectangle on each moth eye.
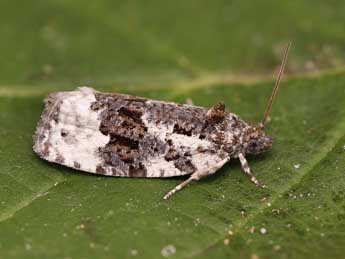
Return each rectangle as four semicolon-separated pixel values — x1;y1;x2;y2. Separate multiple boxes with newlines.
247;140;259;152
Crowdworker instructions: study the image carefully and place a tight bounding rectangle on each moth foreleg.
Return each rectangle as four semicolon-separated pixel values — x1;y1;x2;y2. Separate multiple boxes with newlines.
163;157;230;200
238;153;266;188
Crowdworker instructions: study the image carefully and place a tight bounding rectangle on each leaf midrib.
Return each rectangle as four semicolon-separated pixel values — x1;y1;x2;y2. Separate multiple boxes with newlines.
0;66;345;98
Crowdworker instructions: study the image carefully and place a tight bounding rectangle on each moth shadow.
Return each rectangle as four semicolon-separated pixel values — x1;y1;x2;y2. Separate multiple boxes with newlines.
246;151;273;163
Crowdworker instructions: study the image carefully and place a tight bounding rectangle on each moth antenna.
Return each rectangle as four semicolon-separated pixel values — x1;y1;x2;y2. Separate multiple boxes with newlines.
261;41;292;126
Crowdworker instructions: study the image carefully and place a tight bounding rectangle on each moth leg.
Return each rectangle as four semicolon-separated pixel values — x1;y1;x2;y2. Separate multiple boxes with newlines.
238;153;266;188
163;157;230;200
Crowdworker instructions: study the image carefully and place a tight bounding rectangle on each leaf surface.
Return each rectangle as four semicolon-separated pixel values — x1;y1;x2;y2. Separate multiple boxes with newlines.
1;1;345;258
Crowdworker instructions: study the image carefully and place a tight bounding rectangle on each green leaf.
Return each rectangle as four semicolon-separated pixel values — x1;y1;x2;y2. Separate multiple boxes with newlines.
1;1;345;259
1;74;345;258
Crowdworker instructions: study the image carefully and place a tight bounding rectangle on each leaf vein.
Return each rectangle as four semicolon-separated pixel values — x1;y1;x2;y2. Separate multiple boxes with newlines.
0;179;66;223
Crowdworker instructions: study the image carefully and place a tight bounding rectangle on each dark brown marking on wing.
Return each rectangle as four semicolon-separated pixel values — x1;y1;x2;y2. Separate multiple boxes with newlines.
55;155;65;164
60;129;68;137
74;161;81;169
96;165;106;174
164;144;196;174
102;135;139;164
129;163;147;177
173;123;194;136
164;146;180;162
117;106;144;123
41;142;51;157
159;169;165;177
174;159;196;174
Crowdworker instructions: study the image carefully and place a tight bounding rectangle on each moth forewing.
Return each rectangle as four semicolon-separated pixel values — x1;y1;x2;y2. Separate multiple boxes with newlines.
34;87;232;179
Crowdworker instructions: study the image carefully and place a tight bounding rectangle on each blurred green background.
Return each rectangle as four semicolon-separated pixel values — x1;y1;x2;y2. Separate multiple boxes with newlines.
1;1;345;259
1;0;345;91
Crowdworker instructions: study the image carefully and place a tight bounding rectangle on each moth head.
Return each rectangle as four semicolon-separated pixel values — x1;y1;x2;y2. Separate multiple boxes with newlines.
244;123;272;155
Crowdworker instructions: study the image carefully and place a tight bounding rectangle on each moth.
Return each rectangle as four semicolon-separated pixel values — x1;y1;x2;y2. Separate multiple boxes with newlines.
33;43;291;200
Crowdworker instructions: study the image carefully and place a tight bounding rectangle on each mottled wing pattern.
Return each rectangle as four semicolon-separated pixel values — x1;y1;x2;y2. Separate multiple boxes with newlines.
33;87;243;178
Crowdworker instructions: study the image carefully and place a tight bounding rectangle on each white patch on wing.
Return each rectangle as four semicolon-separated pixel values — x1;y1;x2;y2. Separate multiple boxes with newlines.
144;152;226;177
37;87;109;173
169;133;212;151
191;152;225;172
144;156;186;177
